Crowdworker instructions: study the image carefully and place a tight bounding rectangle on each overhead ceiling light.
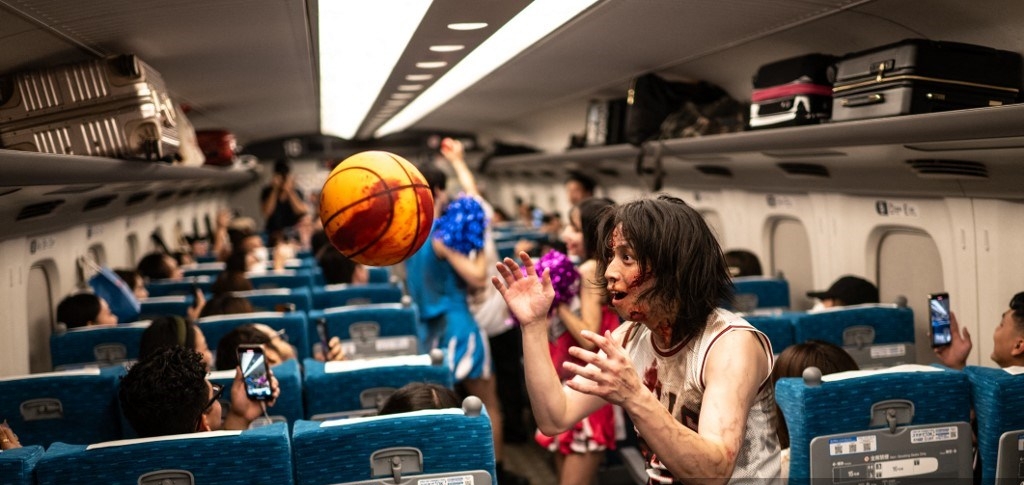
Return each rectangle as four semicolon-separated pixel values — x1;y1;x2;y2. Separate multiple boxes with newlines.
429;45;465;52
448;22;488;31
406;74;434;81
318;0;432;139
397;84;424;91
378;0;600;137
415;61;448;69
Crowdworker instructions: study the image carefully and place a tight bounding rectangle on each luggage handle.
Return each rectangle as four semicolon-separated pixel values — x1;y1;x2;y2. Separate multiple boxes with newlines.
841;93;885;107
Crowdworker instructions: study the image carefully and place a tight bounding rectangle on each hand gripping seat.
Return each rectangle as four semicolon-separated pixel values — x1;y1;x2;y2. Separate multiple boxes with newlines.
292;397;495;485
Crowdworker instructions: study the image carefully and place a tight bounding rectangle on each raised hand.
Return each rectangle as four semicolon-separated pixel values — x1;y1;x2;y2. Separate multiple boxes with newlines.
563;330;641;406
934;311;972;369
492;252;555;329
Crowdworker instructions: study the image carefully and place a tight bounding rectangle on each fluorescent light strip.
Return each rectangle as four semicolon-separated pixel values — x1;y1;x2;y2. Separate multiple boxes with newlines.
377;0;599;137
319;0;432;139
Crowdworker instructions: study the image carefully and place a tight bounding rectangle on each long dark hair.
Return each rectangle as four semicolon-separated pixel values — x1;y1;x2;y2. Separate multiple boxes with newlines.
594;195;732;346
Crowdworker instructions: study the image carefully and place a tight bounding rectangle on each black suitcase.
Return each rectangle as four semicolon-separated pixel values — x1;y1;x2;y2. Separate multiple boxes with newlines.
750;53;838;129
831;39;1021;122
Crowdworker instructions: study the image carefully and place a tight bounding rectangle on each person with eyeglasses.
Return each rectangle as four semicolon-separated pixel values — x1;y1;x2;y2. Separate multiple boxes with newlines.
119;345;279;438
934;291;1024;370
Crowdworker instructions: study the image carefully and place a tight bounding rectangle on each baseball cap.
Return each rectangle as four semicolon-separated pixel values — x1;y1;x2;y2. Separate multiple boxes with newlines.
806;276;879;306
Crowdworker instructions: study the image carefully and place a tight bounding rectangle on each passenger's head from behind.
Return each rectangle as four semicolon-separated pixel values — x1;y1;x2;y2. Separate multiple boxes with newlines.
137;252;183;281
771;340;859;448
119;346;220;437
317;247;368;285
565;171;596;206
57;293;118;329
139;316;213;371
991;291;1024;367
594;195;732;347
378;382;460;415
724;250;763;277
215;323;296;370
114;269;149;300
211;270;253;296
806;275;879;308
200;294;254;319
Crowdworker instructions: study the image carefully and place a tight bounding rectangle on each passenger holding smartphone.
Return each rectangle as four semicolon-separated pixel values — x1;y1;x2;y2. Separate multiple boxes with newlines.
119;345;280;438
933;291;1024;370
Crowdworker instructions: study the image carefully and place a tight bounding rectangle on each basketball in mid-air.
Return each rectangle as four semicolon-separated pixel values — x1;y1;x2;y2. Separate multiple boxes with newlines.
320;151;434;266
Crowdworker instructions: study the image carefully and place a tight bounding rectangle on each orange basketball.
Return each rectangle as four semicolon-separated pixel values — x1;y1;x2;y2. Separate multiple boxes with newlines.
320;151;434;266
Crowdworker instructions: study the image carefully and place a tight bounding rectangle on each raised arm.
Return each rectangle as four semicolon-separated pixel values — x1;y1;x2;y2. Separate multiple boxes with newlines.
435;238;489;289
493;253;605;434
439;138;479;198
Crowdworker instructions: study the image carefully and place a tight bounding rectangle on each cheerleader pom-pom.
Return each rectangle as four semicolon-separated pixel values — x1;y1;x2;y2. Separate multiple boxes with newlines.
433;195;487;254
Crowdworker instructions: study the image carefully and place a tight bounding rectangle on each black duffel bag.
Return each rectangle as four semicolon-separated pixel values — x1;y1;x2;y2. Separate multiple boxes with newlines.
625;72;745;146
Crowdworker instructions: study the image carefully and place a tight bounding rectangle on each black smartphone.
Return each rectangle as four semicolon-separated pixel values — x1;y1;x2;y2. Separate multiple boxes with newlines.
237;344;272;400
190;282;202;309
929;292;952;348
316;318;330;352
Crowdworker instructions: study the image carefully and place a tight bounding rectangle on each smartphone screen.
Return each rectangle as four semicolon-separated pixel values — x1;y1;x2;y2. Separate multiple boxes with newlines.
316;318;330;351
929;293;952;347
237;345;272;400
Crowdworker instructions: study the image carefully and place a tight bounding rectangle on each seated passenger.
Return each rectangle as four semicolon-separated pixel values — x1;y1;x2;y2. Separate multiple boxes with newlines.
138;316;214;371
806;275;879;309
200;294;255;318
935;291;1024;370
118;346;278;437
56;293;118;329
137;252;184;281
317;246;368;285
724;249;763;277
770;340;859;481
211;251;253;296
114;269;149;301
378;382;460;415
215;323;344;371
1;420;21;450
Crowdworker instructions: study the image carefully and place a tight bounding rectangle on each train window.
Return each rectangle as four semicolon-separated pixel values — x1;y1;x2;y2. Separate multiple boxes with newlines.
126;233;139;266
87;243;106;267
876;229;943;365
769;217;813;310
28;260;57;373
700;210;726;246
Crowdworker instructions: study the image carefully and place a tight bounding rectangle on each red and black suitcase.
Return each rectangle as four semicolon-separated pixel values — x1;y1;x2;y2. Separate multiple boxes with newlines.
0;54;181;161
831;39;1021;122
749;53;837;129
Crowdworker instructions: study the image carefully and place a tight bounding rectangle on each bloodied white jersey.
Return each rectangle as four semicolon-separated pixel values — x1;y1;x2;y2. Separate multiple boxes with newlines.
619;309;781;484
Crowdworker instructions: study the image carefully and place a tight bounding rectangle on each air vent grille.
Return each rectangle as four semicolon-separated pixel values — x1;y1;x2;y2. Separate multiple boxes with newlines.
126;192;152;205
695;165;733;177
777;163;829;178
45;184;102;195
83;195;117;211
17;200;64;220
906;159;988;178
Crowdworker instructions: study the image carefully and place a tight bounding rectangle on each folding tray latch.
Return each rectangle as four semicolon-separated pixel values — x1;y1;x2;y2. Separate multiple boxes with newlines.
138;470;194;485
843;325;876;349
870;399;914;434
94;343;127;362
21;398;63;421
370;447;423;485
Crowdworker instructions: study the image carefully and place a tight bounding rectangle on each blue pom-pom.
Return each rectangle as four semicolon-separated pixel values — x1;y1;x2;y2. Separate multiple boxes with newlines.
434;196;487;254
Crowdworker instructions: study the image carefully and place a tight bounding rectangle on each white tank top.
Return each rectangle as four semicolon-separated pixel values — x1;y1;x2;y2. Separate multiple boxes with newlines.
620;308;781;484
